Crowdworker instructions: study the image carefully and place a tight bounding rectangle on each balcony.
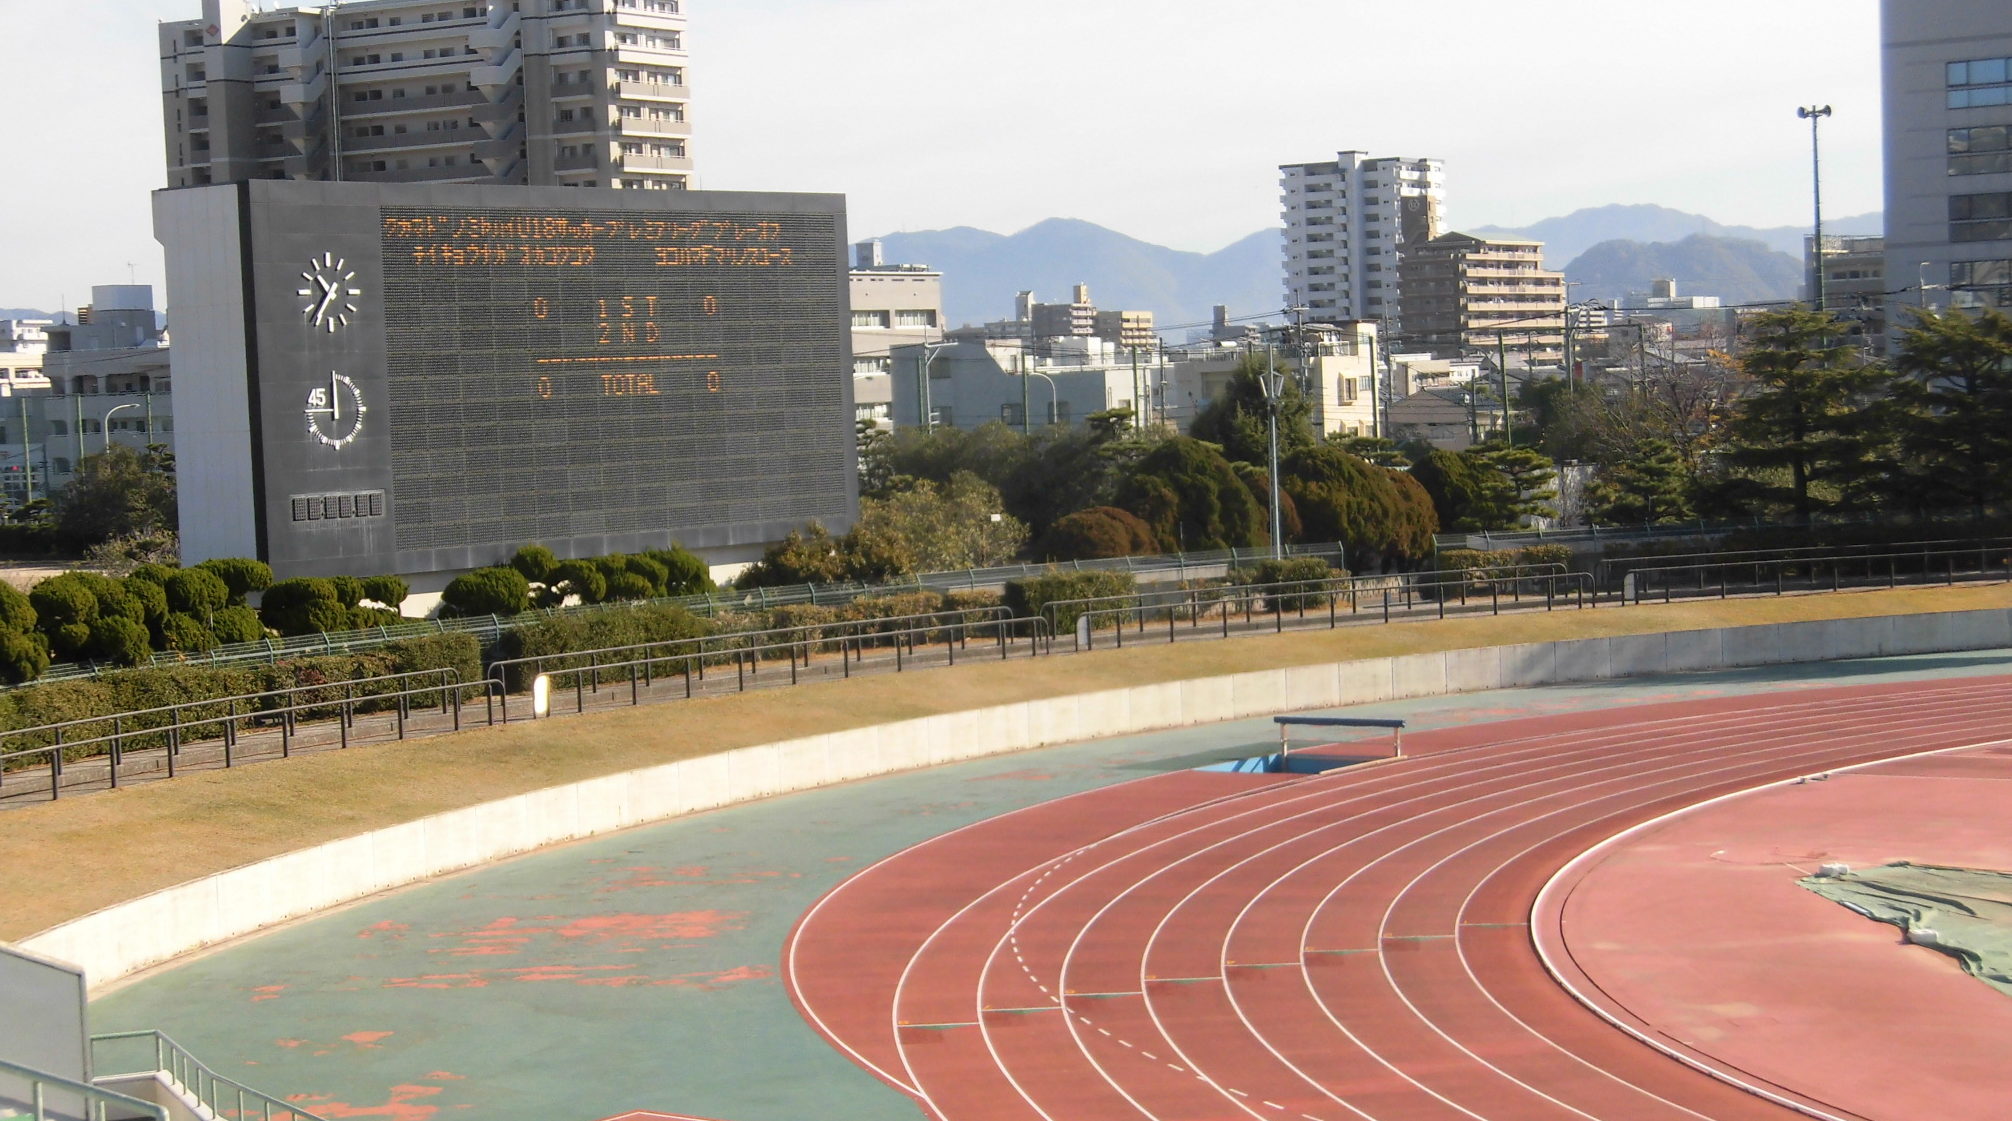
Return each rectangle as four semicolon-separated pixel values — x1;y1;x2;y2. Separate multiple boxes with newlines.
343;87;485;118
613;153;691;173
280;67;327;105
615;80;687;102
344;163;492;183
554;149;600;172
343;130;473;153
474;123;525;161
617;114;689;138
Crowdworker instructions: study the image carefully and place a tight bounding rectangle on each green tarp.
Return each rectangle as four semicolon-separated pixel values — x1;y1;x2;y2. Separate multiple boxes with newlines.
1801;861;2012;997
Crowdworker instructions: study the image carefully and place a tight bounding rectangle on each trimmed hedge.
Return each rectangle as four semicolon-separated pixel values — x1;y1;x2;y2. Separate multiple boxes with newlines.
1004;570;1138;634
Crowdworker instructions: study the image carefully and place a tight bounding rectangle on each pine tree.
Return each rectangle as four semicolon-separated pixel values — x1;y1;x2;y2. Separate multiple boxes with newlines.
1718;307;1888;523
1887;306;2012;517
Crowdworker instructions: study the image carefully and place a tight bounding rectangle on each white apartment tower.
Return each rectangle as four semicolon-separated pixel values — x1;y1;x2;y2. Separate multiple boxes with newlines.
1280;152;1444;329
161;0;691;190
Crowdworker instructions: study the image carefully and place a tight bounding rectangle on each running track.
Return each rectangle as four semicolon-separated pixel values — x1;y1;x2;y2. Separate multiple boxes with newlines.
786;676;2012;1121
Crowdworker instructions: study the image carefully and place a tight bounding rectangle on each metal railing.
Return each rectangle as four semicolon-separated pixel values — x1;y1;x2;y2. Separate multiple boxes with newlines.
1040;563;1579;634
0;668;465;801
92;1031;326;1121
0;1055;165;1121
1074;570;1595;650
1600;535;2012;588
1625;543;2012;604
489;613;1053;722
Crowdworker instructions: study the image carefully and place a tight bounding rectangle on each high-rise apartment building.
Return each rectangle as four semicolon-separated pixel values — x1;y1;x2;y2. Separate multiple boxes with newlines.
1279;152;1444;328
1396;233;1566;365
1882;0;2012;330
160;0;691;190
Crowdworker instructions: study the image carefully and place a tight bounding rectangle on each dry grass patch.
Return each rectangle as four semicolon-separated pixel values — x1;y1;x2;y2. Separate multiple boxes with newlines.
4;583;2009;941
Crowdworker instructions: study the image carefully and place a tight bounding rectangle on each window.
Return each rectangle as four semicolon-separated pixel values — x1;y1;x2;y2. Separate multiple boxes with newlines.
1949;56;2012;108
1000;403;1025;425
851;310;890;329
1951;192;2012;242
1950;126;2012;176
1951;259;2012;307
895;310;937;328
48;420;66;436
930;406;955;427
53;458;71;475
1046;400;1070;426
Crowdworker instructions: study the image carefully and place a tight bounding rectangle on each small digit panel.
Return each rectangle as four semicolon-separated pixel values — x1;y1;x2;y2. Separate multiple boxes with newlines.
375;205;849;553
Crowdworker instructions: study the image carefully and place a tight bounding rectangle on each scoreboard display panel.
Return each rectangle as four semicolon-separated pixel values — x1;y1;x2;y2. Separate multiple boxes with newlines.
166;180;854;580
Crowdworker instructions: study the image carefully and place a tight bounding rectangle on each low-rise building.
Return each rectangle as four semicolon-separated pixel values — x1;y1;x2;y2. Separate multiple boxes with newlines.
1806;234;1888;349
849;239;944;429
985;284;1155;349
0;319;52;396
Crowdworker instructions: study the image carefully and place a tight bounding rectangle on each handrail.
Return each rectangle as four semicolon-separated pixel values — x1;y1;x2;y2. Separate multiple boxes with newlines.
1072;570;1595;650
495;614;1054;722
0;1054;166;1121
92;1030;327;1121
1625;543;2012;604
0;668;464;800
1039;563;1573;633
484;606;1015;691
1598;535;2012;584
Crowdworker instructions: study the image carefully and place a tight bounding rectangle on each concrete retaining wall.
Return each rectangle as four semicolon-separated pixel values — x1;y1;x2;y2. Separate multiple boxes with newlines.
20;607;2012;990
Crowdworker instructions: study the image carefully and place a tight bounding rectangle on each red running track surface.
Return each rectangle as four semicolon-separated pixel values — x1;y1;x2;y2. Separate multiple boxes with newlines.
786;676;2012;1121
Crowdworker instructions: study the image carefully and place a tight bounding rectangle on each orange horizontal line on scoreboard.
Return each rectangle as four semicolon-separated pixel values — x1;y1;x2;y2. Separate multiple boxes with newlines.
534;354;720;364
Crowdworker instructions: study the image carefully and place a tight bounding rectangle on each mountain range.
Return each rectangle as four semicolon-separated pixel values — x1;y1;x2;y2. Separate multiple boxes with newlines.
872;203;1885;334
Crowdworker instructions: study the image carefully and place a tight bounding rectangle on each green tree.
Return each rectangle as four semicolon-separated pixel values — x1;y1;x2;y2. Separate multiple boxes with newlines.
1038;506;1159;561
641;546;714;596
52;444;176;547
1332;435;1412;469
549;559;609;605
1114;436;1266;551
850;472;1030;574
212;605;267;644
511;543;559;584
258;577;350;636
736;523;849;588
1717;307;1889;522
1188;355;1316;467
361;575;410;610
1586;439;1694;524
0;630;50;684
0;581;36;633
1887;306;2012;516
1470;443;1559;525
1280;446;1437;571
1409;449;1493;532
163;567;230;624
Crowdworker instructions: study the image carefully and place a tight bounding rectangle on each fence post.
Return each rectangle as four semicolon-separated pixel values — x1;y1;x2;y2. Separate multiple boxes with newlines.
110;715;123;789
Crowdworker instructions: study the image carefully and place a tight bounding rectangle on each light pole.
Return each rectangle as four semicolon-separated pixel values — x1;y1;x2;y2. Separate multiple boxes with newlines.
1798;104;1833;315
1025;370;1058;426
915;336;957;432
100;402;140;455
1262;337;1285;560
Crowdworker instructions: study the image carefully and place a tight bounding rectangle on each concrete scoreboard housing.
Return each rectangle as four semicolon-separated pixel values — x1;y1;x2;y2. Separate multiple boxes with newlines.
156;180;855;582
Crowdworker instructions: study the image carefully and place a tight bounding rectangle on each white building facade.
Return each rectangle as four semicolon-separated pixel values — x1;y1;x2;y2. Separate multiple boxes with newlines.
849;240;944;429
1882;0;2012;332
1279;151;1444;330
161;0;692;190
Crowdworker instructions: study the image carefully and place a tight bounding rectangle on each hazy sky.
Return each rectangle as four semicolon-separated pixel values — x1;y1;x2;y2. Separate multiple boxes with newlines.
0;0;1882;312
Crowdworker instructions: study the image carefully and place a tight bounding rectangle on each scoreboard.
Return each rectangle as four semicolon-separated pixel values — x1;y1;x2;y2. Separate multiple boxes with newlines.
157;181;855;581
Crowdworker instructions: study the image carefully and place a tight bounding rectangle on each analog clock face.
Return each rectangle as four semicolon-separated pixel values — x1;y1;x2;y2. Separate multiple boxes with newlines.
304;370;367;449
297;251;363;332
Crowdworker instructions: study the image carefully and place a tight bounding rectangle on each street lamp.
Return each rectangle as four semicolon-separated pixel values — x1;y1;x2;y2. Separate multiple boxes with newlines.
915;337;958;432
1024;369;1058;429
1797;104;1833;314
100;402;140;455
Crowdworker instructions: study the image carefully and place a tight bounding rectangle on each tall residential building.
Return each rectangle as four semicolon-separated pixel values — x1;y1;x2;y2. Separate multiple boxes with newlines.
160;0;691;190
1279;151;1444;329
1396;233;1566;365
1882;0;2012;333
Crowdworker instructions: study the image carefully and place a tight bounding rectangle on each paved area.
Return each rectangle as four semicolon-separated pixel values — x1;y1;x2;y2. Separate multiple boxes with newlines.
1554;744;2012;1121
85;649;2012;1121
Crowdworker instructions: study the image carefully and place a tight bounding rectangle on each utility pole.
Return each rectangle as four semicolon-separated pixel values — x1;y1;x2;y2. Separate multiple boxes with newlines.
1264;338;1284;560
1798;104;1833;315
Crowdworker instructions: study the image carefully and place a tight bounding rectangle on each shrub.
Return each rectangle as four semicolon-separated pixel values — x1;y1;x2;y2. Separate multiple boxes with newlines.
511;543;559;585
623;554;670;594
1003;570;1137;634
259;577;350;636
124;577;169;630
30;574;99;633
88;616;153;666
328;575;367;607
441;566;529;617
127;563;176;587
550;559;607;605
163;567;230;621
161;613;218;653
1238;557;1340;612
195;558;273;604
360;574;410;610
0;631;49;685
0;581;36;633
1041;506;1158;561
212;605;267;645
604;571;654;601
643;545;714;596
496;602;711;690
